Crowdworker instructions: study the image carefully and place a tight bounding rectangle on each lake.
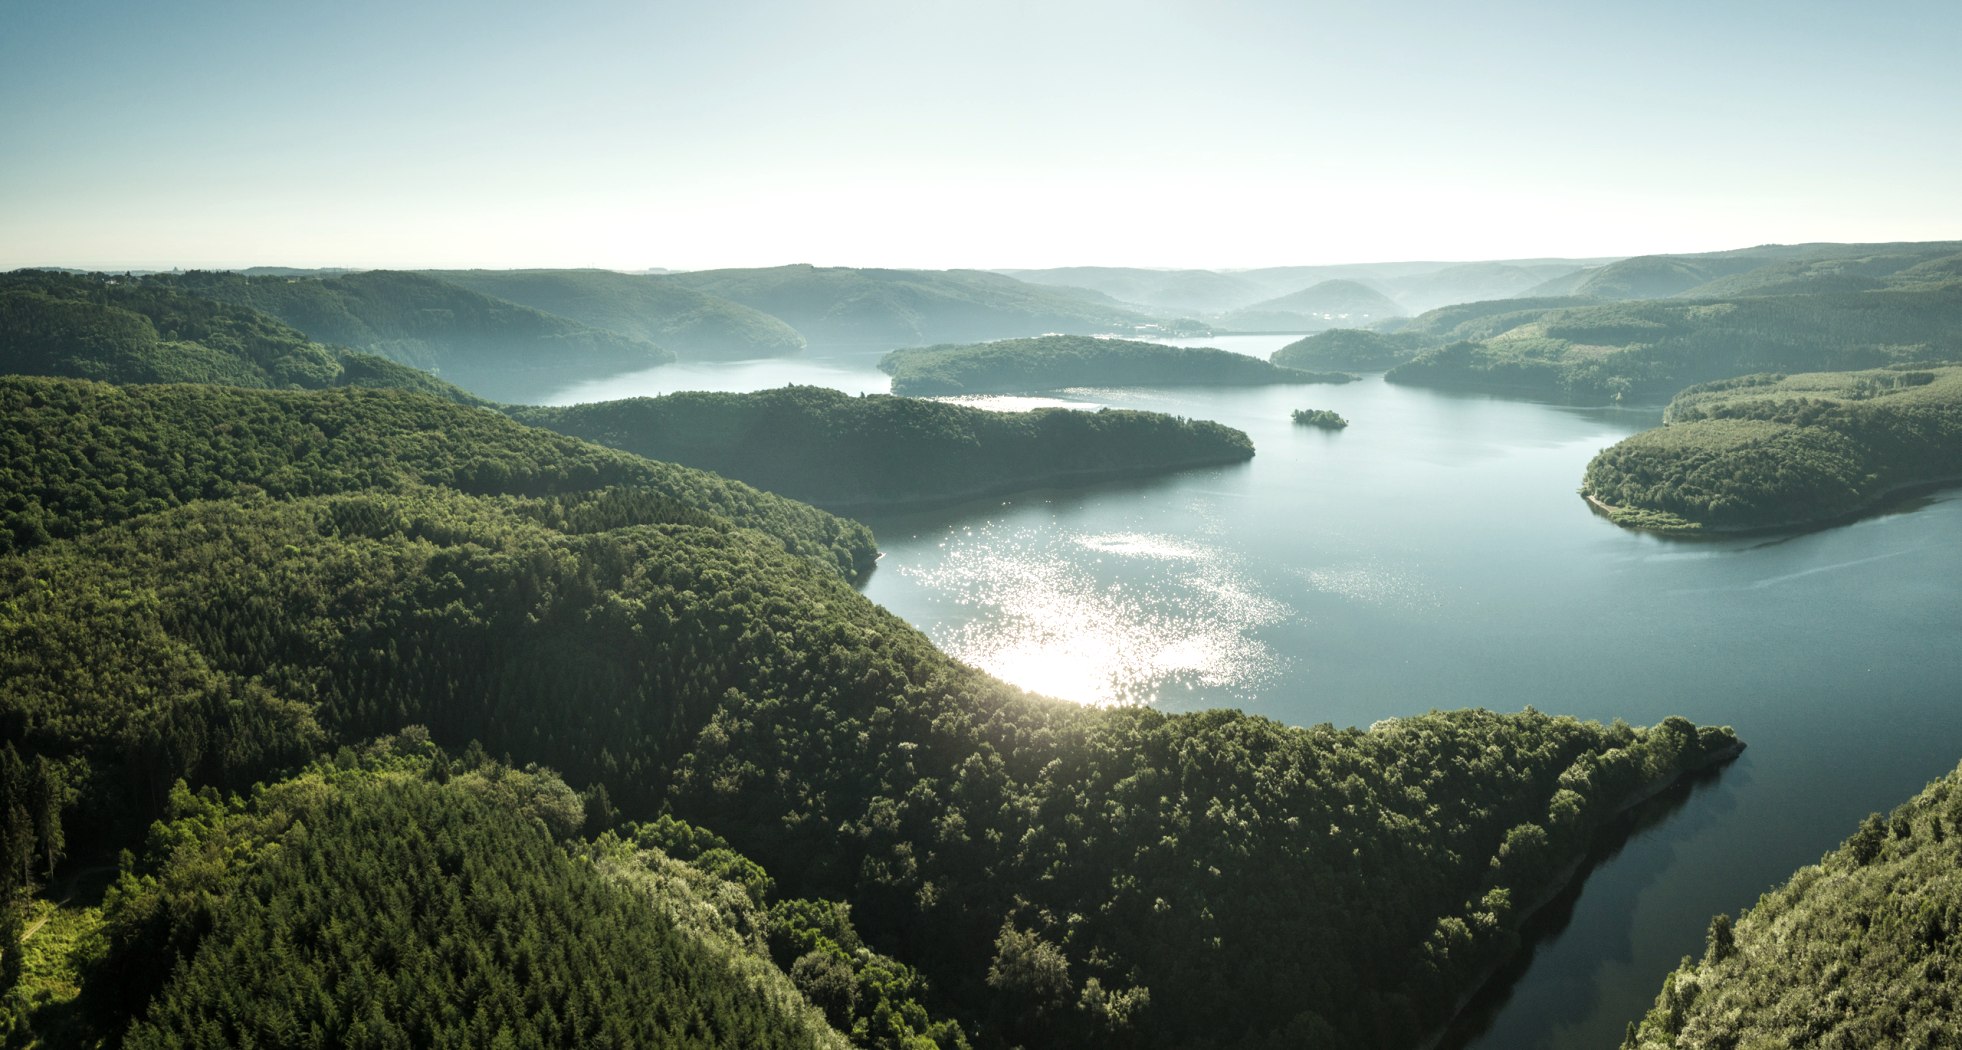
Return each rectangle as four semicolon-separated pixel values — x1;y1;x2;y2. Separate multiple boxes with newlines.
543;337;1962;1048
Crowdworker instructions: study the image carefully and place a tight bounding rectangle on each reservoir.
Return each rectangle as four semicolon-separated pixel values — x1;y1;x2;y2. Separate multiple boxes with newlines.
546;337;1962;1048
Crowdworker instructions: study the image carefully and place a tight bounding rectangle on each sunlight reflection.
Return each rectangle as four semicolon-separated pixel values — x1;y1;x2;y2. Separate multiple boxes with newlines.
905;523;1287;705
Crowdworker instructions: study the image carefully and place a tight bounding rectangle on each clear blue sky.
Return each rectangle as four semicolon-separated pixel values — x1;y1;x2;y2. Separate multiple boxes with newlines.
4;0;1958;270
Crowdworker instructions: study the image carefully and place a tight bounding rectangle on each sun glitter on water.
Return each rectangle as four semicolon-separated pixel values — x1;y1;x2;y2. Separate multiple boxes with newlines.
904;525;1288;706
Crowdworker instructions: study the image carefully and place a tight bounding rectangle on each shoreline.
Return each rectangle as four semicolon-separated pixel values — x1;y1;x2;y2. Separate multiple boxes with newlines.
1415;738;1747;1050
888;373;1350;397
817;453;1255;518
1582;470;1962;537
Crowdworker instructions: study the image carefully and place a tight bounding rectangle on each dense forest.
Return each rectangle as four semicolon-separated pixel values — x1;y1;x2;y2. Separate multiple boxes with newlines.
1581;365;1962;532
154;270;673;399
512;385;1254;510
657;266;1155;348
0;376;876;577
880;335;1353;396
0;370;1743;1046
0;270;476;403
1622;758;1962;1048
423;269;807;361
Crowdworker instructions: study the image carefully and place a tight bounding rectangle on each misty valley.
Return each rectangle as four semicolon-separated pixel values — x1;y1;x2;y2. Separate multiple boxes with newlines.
2;245;1961;1050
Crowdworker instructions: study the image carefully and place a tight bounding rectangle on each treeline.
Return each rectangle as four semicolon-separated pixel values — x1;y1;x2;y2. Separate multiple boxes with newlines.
154;270;673;399
513;385;1255;510
0;269;473;401
880;335;1354;396
0;376;875;577
1622;757;1962;1049
1582;365;1962;532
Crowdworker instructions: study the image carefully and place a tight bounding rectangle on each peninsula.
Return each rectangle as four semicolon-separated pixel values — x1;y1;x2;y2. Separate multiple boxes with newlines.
880;334;1354;395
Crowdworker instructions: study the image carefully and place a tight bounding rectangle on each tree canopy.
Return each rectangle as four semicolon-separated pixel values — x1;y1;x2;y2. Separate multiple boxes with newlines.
513;385;1254;510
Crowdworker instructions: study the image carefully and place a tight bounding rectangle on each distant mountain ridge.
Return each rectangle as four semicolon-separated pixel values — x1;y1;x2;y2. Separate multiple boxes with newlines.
1002;257;1615;319
422;268;806;361
157;269;673;400
0;269;481;403
1571;241;1962;300
1219;279;1405;332
661;264;1157;348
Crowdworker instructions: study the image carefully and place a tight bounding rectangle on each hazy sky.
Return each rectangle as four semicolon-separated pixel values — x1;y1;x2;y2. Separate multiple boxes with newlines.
4;0;1958;271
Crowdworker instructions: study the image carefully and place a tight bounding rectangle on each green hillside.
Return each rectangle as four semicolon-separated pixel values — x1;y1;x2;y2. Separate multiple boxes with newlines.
1574;241;1962;301
80;751;856;1049
1272;328;1429;371
1622;759;1962;1049
0;376;875;578
660;265;1154;348
512;385;1255;510
1582;365;1962;532
1383;280;1962;401
158;270;674;400
424;268;807;360
880;334;1352;395
0;270;476;402
0;383;1741;1046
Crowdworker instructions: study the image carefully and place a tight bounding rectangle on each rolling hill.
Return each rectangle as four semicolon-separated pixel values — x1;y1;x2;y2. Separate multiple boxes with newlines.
1218;279;1405;331
659;265;1155;348
157;269;673;400
880;334;1352;395
424;268;807;360
512;385;1256;510
0;269;480;404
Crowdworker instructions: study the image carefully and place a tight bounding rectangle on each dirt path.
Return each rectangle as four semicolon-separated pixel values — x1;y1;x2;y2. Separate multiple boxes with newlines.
18;864;117;942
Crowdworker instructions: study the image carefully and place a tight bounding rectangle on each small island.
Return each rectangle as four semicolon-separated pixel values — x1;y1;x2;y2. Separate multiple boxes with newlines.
1292;409;1349;430
1582;364;1962;533
513;385;1257;511
879;334;1354;396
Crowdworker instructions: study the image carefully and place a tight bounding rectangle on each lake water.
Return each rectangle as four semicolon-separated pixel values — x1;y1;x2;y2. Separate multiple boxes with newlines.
542;338;1962;1048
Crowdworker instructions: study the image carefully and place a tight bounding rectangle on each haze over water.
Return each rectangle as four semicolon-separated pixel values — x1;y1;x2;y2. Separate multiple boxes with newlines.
551;336;1962;1047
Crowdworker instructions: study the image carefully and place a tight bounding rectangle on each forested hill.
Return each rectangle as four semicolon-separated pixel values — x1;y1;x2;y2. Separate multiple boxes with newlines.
423;268;808;361
78;749;862;1049
156;269;674;400
1581;365;1962;533
0;467;1740;1046
1382;277;1962;401
880;334;1353;395
1271;328;1430;371
1623;758;1962;1048
0;376;875;578
658;265;1155;347
0;269;475;402
512;385;1255;510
